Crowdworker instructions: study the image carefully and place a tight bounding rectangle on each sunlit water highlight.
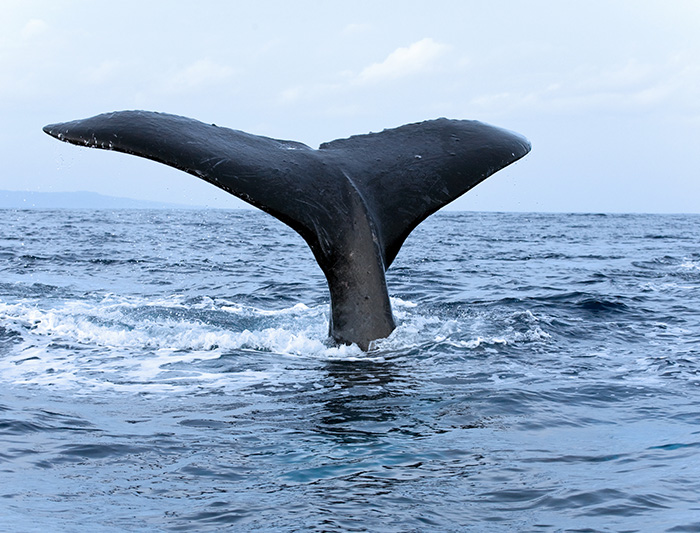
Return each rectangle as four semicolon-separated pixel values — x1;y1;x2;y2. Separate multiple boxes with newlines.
1;209;699;531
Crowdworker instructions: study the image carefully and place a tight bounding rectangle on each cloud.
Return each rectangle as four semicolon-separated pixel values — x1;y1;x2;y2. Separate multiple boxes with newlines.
568;60;656;95
87;60;125;85
357;38;450;84
562;58;700;114
278;82;343;105
278;37;451;104
468;56;700;119
21;18;48;40
163;58;235;93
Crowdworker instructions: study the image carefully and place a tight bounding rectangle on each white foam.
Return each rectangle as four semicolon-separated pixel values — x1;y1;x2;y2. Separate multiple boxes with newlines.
0;295;553;392
0;295;375;391
680;258;700;271
391;297;418;308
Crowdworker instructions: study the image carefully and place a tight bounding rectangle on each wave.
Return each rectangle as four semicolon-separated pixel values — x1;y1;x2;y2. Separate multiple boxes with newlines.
0;294;555;391
680;258;700;271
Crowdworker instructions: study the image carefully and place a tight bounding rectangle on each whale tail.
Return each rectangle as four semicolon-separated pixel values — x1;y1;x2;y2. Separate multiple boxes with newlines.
43;111;530;349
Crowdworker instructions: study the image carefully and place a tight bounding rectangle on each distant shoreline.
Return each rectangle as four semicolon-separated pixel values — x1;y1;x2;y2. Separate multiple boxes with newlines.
0;190;212;209
2;191;697;216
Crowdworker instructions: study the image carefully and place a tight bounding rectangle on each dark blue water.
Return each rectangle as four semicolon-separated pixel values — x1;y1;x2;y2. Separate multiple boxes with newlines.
1;209;699;532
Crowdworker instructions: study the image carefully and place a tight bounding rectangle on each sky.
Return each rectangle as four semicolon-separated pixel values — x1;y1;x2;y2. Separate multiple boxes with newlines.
1;0;699;213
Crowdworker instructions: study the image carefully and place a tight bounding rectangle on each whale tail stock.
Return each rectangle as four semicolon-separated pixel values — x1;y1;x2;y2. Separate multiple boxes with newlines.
43;111;531;350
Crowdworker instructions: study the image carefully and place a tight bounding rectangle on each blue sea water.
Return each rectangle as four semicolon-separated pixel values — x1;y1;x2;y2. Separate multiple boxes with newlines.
1;209;699;532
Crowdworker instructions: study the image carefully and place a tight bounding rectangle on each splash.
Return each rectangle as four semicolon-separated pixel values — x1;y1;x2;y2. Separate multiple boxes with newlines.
0;292;556;392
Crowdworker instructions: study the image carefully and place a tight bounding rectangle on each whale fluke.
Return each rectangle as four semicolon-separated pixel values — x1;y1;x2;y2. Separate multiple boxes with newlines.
43;111;530;350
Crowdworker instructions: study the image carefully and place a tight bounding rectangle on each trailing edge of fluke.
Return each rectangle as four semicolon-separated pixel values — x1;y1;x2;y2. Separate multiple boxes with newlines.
43;111;531;350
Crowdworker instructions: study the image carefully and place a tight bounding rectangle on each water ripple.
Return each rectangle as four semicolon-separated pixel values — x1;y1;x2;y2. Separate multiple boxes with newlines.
1;210;699;531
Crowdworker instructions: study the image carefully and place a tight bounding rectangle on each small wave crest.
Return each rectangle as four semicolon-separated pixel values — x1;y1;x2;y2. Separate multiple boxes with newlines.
432;309;551;351
680;258;700;271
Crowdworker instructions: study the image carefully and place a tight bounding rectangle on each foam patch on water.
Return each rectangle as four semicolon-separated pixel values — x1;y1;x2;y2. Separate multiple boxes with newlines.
0;295;555;392
429;309;552;351
1;294;419;391
0;296;314;390
680;258;700;271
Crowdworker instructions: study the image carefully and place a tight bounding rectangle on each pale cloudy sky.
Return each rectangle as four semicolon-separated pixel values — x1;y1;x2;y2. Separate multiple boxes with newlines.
2;0;699;212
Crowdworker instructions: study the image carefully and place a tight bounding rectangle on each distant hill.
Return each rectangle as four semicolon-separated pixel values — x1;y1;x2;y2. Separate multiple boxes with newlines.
0;191;194;209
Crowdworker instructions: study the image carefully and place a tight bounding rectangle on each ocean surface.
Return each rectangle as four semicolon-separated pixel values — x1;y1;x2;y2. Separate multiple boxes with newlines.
1;209;699;532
